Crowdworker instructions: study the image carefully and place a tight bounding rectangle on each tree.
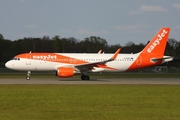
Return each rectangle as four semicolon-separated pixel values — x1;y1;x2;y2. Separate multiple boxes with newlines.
80;36;108;53
0;34;4;40
108;44;121;53
164;39;179;56
175;41;180;58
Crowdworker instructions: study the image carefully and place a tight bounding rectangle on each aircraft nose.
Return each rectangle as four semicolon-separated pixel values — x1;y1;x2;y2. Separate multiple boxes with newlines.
5;61;13;69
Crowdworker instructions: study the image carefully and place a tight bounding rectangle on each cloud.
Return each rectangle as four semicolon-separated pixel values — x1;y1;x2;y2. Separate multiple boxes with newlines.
25;25;37;29
129;4;168;15
58;29;72;33
140;4;168;12
76;28;109;35
36;32;51;36
115;24;139;31
77;28;91;34
173;3;180;10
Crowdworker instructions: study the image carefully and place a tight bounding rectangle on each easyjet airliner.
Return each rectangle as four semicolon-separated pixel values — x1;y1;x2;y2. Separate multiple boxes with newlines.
5;28;173;80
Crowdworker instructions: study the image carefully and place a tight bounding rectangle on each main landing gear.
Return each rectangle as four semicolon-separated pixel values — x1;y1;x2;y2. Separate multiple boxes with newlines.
25;71;90;80
26;71;31;80
81;74;90;80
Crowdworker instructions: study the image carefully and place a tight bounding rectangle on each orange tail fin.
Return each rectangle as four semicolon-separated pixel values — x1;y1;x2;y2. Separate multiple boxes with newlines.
141;28;170;57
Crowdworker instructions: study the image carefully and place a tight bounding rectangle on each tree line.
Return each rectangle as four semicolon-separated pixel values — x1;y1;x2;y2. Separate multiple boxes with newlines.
0;33;180;67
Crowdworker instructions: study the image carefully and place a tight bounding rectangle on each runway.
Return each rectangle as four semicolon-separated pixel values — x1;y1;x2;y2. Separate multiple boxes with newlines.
0;78;180;84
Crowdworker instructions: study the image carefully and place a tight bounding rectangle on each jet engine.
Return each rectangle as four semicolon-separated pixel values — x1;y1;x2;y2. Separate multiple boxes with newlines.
56;67;74;78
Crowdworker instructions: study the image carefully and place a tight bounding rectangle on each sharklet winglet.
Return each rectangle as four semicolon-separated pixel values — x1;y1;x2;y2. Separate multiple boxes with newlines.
109;48;121;61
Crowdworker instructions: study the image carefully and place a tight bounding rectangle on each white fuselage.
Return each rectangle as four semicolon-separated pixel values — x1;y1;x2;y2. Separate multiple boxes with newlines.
6;53;138;72
5;53;173;73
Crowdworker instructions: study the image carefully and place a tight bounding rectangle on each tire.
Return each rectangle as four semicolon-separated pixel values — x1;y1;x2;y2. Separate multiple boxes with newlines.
26;76;30;80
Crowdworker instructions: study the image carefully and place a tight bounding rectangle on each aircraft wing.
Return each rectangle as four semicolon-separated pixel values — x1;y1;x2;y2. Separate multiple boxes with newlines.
75;48;121;71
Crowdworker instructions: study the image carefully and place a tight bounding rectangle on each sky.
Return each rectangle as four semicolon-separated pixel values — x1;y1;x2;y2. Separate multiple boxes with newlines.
0;0;180;45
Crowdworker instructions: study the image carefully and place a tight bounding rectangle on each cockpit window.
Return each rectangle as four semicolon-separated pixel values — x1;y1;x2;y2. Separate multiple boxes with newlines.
12;57;20;61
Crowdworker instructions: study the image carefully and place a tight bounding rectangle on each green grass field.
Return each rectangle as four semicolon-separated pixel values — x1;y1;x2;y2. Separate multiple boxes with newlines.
0;84;180;120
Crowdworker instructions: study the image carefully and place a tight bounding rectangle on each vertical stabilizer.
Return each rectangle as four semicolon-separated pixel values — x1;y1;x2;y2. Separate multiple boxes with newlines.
127;28;171;71
141;28;170;57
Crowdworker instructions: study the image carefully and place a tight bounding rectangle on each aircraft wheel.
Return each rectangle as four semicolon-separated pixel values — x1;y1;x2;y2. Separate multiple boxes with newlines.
81;75;90;80
26;71;31;80
85;75;90;80
26;76;30;80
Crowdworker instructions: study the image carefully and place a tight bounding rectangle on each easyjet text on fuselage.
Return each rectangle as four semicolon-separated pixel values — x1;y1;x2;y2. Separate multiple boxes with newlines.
32;55;57;60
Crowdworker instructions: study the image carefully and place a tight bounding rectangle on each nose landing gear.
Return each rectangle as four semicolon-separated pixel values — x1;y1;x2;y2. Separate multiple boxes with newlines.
26;71;31;80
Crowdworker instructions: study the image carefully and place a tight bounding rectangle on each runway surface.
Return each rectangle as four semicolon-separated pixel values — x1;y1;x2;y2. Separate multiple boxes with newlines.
0;78;180;84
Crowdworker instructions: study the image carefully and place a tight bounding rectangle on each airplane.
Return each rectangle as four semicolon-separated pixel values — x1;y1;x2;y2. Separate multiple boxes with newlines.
5;28;173;80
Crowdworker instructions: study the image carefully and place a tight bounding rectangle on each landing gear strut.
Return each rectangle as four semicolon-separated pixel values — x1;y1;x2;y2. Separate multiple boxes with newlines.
26;71;31;80
81;74;90;80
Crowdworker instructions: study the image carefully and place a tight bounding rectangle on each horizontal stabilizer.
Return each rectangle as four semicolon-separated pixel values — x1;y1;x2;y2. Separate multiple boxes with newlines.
151;56;173;62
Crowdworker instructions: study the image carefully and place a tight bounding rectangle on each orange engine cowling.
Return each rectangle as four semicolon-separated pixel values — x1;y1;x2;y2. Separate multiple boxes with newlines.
56;67;74;78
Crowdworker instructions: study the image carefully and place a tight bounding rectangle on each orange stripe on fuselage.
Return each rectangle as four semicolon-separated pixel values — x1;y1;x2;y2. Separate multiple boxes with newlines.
15;53;89;65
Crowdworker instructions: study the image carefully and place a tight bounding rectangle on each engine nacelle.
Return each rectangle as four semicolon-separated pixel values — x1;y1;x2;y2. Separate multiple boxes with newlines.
56;67;74;78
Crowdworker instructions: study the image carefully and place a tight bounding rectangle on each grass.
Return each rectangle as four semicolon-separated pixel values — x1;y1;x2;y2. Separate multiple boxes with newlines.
0;84;180;120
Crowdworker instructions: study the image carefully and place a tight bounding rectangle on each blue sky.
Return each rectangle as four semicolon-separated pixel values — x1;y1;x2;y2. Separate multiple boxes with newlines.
0;0;180;45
